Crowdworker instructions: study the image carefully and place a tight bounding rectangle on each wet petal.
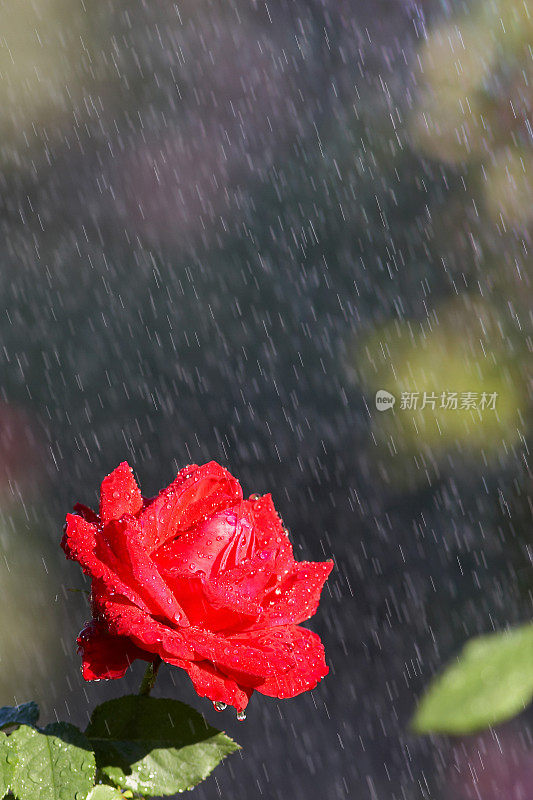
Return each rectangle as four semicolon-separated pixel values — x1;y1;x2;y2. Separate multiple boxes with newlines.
92;592;195;663
99;462;143;524
255;626;329;699
260;560;334;626
183;624;309;683
140;461;242;552
154;501;255;579
72;503;100;525
158;573;259;631
184;660;253;712
62;512;151;613
78;620;151;680
250;493;294;578
103;517;189;626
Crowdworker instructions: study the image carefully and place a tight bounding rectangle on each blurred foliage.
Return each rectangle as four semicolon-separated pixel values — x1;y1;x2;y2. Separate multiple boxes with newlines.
0;506;62;704
412;623;533;734
0;404;62;705
353;295;527;488
411;0;533;225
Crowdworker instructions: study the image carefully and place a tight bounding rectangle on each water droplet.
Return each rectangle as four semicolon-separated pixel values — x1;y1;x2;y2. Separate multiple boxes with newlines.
249;493;260;501
214;701;227;712
236;710;247;721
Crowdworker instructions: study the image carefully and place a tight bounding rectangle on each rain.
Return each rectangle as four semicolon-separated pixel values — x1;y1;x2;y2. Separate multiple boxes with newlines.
0;0;531;798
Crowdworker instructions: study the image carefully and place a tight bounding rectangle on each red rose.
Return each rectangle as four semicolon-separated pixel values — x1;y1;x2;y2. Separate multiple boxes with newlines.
62;461;333;712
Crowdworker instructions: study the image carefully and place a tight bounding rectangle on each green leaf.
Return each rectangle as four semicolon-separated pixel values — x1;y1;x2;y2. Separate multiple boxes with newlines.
86;695;239;796
86;787;123;800
0;703;39;731
11;723;96;800
0;732;16;799
412;623;533;734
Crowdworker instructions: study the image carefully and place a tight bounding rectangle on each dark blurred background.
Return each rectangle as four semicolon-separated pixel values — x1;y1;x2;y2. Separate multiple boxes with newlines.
0;0;532;798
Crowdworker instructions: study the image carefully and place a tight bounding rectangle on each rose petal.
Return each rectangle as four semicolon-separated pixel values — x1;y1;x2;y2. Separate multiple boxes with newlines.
153;499;330;634
72;503;100;525
61;513;98;566
158;573;259;632
255;626;329;699
250;494;294;577
183;623;318;684
92;591;195;662
78;620;150;680
259;560;334;626
204;547;278;620
100;462;143;524
153;501;255;579
140;462;242;552
103;517;189;626
203;574;263;623
184;660;253;712
154;501;278;632
62;513;151;613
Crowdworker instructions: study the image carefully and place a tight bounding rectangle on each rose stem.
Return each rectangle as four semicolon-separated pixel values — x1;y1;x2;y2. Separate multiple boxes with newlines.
138;657;162;696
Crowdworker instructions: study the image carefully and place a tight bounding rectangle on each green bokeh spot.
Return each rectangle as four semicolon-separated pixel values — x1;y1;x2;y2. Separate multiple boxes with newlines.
413;623;533;734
